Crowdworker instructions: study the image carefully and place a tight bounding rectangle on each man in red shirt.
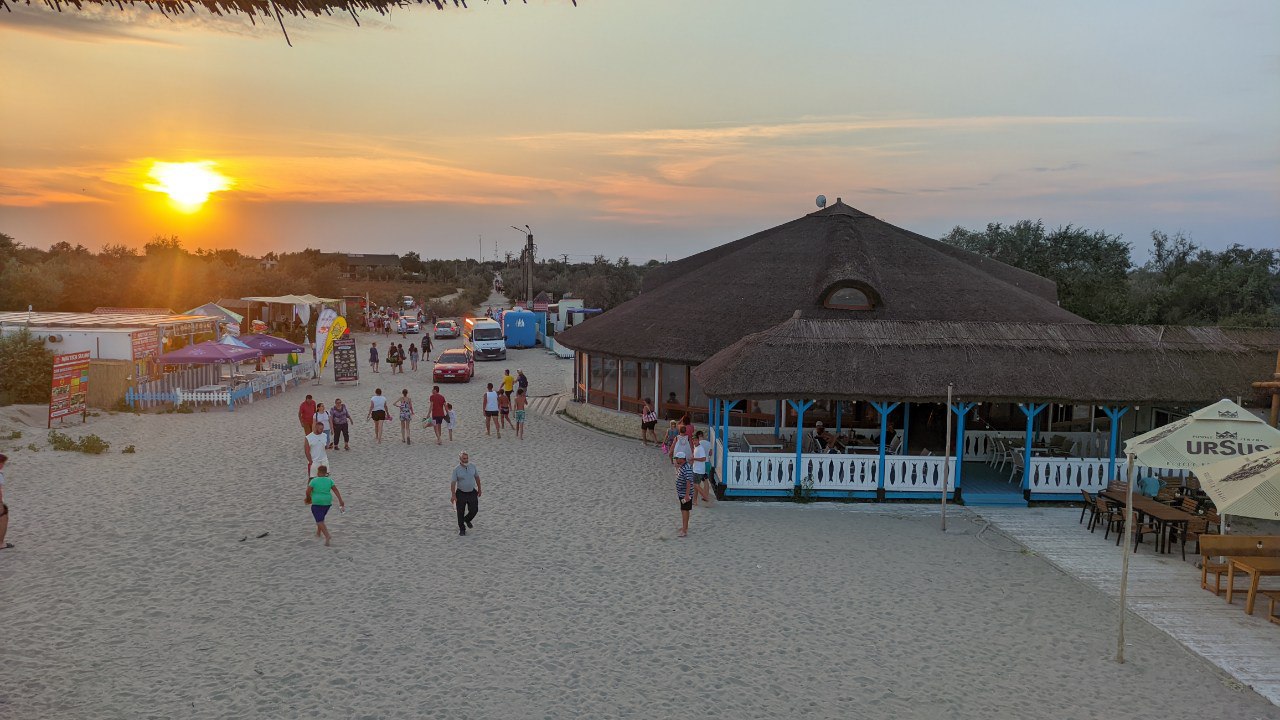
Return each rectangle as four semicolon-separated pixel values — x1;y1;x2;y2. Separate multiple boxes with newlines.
428;385;448;445
299;394;317;435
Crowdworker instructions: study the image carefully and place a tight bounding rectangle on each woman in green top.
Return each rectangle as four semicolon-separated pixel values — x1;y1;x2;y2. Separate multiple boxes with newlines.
305;465;345;546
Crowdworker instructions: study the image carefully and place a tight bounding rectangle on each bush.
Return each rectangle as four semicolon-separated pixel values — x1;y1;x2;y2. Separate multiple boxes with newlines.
48;430;110;454
122;445;136;454
6;430;21;440
0;328;55;405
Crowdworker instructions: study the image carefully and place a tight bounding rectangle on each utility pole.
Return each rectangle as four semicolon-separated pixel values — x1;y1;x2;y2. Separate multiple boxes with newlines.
510;224;535;307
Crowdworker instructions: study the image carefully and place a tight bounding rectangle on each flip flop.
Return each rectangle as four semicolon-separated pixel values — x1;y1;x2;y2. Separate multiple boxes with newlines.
0;543;13;549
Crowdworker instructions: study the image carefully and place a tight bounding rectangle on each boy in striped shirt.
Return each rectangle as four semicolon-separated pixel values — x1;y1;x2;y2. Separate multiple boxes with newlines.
674;452;694;538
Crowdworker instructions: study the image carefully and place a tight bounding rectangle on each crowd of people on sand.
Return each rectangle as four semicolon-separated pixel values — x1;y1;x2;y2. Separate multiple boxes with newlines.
368;335;434;375
295;364;534;544
639;398;715;538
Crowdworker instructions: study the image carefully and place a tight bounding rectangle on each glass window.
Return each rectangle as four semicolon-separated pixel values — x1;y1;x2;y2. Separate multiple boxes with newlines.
825;286;873;309
620;361;641;412
639;361;656;409
660;362;687;419
590;356;618;408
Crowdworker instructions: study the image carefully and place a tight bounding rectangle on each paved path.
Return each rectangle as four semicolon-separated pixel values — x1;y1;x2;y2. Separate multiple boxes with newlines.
974;506;1280;706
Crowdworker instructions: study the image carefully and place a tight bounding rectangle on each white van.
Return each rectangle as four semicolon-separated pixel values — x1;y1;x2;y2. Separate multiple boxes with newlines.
463;317;506;360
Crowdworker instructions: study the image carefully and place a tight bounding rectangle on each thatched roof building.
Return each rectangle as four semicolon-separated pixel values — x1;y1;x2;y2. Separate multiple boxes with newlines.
557;199;1088;366
693;313;1280;406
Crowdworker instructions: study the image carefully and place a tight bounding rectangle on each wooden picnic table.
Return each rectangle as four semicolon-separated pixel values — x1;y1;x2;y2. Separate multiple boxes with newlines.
1225;557;1280;615
1100;488;1198;554
742;433;785;452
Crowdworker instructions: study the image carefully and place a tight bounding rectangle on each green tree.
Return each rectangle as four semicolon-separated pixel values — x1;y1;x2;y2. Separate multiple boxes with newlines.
941;220;1133;322
0;328;55;405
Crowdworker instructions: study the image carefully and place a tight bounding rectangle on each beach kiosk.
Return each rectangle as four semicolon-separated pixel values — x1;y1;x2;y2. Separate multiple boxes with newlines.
503;308;538;348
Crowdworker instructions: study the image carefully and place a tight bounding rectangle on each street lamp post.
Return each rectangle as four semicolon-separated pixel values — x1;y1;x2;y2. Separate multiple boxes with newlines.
510;224;535;308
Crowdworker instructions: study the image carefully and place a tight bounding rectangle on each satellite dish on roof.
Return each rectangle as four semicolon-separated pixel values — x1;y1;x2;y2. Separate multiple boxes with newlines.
816;195;827;209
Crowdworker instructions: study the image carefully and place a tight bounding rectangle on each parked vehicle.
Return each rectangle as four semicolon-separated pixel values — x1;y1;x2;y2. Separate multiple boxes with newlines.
403;295;415;309
434;319;460;338
463;317;506;360
400;318;420;334
433;348;474;382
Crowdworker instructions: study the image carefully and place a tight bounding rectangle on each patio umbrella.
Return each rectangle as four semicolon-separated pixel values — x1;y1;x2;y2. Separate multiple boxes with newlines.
217;335;252;348
158;340;261;364
1122;398;1279;470
1192;447;1280;521
238;334;305;354
1112;398;1280;663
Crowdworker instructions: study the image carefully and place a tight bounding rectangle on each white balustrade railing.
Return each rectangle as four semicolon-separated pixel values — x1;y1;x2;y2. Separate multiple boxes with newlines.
1027;458;1193;494
883;456;953;493
725;452;796;491
177;388;230;406
1026;457;1127;494
800;454;879;492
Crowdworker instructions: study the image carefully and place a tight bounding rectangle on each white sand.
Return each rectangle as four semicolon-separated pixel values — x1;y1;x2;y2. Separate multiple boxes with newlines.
2;309;1278;718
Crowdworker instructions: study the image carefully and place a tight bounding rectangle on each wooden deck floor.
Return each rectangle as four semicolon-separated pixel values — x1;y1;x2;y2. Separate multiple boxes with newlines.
973;507;1280;707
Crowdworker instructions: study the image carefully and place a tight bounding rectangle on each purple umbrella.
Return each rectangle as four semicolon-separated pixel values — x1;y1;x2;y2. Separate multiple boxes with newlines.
158;340;262;364
238;334;305;354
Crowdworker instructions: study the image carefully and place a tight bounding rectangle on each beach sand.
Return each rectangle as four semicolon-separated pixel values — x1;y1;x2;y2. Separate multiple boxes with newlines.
2;317;1278;719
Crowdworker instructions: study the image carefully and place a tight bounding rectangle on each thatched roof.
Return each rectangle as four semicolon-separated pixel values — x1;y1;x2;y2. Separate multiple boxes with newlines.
558;199;1087;365
692;313;1280;406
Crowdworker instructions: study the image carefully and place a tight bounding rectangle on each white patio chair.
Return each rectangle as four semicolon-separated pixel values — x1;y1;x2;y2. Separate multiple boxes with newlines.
1008;450;1025;483
887;432;902;455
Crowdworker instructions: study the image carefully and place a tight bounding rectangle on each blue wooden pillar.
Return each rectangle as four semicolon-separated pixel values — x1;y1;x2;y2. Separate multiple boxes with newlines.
1103;406;1130;483
950;402;977;491
835;401;843;433
773;400;782;438
871;401;900;491
1018;403;1048;491
720;399;738;486
902;402;910;454
786;399;814;488
710;397;718;439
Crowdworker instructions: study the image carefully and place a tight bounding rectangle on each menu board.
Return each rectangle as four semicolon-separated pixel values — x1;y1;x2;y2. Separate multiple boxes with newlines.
332;336;359;384
131;329;160;383
49;351;91;427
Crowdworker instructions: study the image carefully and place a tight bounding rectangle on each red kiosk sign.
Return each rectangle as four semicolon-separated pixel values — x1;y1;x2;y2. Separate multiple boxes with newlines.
49;351;91;427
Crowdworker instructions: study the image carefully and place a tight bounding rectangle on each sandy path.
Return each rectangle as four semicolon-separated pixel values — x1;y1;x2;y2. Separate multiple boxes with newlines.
1;308;1277;718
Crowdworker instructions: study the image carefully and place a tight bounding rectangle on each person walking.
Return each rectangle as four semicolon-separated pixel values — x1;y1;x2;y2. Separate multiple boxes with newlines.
663;420;679;461
306;464;345;547
369;342;380;373
691;431;715;507
428;385;448;445
516;369;529;396
482;383;501;438
408;343;419;371
497;390;513;431
0;453;13;550
421;334;431;359
304;420;329;480
369;388;389;444
298;394;317;436
450;452;482;536
314;402;332;449
395;389;415;444
639;398;659;446
445;403;457;442
330;398;352;451
397;344;408;374
501;369;515;397
513;388;528;440
674;451;694;538
672;419;692;467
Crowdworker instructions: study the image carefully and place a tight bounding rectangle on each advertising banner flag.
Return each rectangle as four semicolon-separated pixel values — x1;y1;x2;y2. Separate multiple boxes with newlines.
49;351;91;427
313;307;338;366
319;316;346;372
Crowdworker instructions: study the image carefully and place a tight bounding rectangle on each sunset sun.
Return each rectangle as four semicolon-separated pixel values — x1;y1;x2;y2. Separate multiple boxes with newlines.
143;160;234;213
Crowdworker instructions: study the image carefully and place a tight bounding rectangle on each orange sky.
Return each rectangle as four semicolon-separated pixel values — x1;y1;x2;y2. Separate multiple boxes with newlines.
2;1;1278;261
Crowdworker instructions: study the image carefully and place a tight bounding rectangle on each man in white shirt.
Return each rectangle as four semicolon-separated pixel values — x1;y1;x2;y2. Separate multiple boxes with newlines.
304;421;329;480
482;383;501;438
691;432;715;507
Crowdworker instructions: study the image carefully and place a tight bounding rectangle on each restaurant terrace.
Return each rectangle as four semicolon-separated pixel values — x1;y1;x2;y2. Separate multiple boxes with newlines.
556;200;1280;505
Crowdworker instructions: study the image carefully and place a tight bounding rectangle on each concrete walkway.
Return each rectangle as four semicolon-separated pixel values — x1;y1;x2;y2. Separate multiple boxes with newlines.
973;507;1280;707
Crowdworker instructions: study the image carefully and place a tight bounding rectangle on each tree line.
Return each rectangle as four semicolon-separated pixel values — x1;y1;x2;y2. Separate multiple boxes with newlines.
941;222;1279;326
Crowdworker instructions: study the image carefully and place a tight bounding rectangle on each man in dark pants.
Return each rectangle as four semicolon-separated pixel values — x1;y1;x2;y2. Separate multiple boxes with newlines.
450;452;482;536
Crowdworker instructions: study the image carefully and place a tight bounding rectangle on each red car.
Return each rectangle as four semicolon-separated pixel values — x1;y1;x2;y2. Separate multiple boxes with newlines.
433;348;474;383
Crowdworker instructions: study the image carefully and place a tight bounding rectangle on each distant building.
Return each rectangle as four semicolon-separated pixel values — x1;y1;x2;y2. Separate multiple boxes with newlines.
322;253;402;278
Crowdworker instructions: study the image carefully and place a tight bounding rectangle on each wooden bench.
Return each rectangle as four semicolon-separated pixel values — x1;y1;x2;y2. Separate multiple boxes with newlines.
1199;535;1280;596
1265;590;1280;625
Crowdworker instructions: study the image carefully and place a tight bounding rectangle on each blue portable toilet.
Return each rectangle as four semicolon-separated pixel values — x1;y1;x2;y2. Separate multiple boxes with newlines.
503;308;538;348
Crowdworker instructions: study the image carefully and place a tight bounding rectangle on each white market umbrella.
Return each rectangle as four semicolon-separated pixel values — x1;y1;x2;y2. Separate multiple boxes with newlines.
1192;447;1280;521
1113;398;1280;664
1123;398;1279;470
